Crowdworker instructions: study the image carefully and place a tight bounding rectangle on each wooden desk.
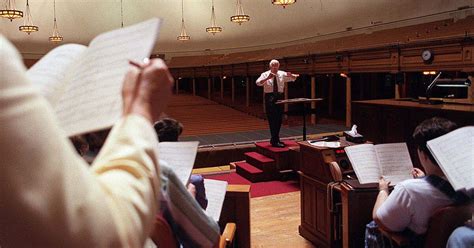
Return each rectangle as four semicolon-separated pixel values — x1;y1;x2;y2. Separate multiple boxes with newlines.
352;99;474;144
219;184;251;248
352;99;474;168
340;181;378;248
298;139;355;248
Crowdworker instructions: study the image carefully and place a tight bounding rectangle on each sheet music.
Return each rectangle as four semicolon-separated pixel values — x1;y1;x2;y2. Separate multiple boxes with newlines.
204;179;228;221
427;126;474;191
375;143;413;185
54;18;161;136
157;141;199;186
27;44;87;105
344;144;380;184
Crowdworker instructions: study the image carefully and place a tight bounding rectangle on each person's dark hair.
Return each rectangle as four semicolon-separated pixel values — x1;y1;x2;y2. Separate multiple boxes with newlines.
154;118;183;142
412;117;457;166
70;135;89;156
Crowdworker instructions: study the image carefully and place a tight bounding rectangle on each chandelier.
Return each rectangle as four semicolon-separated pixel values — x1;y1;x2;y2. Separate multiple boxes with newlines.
206;0;222;34
177;0;190;41
271;0;296;8
230;0;250;25
0;0;23;21
19;0;38;34
49;0;63;43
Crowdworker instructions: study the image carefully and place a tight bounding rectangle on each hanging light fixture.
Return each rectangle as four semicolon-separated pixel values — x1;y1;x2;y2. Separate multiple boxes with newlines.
206;0;222;34
49;0;63;43
120;0;124;28
230;0;250;25
177;0;190;41
0;0;23;21
19;0;38;34
271;0;296;8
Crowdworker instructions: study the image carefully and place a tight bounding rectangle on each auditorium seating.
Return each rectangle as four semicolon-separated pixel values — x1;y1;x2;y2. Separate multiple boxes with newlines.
166;94;268;136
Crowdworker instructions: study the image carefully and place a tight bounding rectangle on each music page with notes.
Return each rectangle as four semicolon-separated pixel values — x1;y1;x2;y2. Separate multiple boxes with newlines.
345;143;413;184
27;18;161;136
427;126;474;192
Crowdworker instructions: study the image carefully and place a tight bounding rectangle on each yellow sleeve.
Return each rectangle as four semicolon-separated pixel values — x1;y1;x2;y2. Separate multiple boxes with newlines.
0;35;160;247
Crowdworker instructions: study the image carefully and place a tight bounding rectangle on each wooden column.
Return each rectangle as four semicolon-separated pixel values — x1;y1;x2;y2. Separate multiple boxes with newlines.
175;78;179;94
311;75;316;124
246;77;250;107
231;77;235;103
395;84;401;99
345;76;352;127
207;78;212;99
329;74;334;116
192;78;196;96
221;77;224;99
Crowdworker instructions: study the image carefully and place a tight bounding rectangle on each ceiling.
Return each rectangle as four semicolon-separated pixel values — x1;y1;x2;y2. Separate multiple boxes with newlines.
1;0;473;59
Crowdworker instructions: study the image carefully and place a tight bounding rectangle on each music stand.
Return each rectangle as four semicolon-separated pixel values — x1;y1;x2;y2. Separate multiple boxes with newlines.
276;98;323;140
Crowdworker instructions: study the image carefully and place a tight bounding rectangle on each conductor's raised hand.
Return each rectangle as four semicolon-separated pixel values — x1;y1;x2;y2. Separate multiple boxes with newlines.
122;59;174;123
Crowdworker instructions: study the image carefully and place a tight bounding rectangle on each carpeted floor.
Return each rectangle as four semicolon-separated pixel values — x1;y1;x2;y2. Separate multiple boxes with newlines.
204;172;300;198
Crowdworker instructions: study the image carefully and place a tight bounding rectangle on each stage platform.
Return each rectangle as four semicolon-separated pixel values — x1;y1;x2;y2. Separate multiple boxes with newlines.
181;123;346;147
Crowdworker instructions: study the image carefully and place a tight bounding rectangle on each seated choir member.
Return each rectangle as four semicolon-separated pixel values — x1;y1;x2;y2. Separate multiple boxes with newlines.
152;118;219;248
0;35;174;247
367;117;470;246
154;117;208;209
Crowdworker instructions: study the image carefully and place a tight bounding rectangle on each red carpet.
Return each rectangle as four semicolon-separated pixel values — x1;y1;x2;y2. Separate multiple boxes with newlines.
204;172;300;198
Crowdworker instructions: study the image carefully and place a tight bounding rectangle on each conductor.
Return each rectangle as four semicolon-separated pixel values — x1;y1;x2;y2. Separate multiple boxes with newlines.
256;59;299;147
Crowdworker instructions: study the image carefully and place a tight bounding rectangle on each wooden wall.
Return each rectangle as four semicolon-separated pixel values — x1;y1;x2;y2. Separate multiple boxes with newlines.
169;16;474;78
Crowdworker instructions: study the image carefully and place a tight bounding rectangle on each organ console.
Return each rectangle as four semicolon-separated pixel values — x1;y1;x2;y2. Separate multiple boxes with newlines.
298;137;378;248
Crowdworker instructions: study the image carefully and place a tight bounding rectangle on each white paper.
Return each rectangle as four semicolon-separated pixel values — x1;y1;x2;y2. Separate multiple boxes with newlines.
427;126;474;192
27;44;87;104
157;141;199;186
204;179;228;222
375;143;413;185
52;18;161;136
345;144;380;184
310;141;340;148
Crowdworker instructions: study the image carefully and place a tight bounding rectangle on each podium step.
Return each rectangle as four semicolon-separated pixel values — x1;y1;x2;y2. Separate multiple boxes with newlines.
235;161;268;183
255;140;299;171
244;152;276;172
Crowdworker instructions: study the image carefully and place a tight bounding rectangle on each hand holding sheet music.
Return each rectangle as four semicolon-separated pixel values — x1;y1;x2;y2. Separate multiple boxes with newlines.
427;126;474;192
345;143;414;184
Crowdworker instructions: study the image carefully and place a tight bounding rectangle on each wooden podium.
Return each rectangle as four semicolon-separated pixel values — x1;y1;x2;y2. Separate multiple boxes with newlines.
298;138;378;248
276;98;323;140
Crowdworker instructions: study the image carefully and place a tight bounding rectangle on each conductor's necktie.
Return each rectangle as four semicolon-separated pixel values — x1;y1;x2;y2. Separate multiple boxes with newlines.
273;74;278;94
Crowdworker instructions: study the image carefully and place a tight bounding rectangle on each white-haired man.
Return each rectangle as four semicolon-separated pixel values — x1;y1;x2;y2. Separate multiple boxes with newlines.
256;59;299;147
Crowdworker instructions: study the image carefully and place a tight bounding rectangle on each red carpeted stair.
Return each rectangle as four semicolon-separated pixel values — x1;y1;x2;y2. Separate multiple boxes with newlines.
235;161;267;182
255;140;299;171
245;152;276;173
235;140;299;182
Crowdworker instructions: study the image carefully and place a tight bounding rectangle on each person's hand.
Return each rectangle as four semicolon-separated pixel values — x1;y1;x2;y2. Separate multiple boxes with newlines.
286;72;299;78
266;73;275;81
411;168;425;178
122;59;174;122
378;176;391;192
187;183;197;198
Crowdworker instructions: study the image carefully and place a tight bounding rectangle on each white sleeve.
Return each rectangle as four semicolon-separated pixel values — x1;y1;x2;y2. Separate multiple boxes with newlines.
376;184;413;232
256;72;268;86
